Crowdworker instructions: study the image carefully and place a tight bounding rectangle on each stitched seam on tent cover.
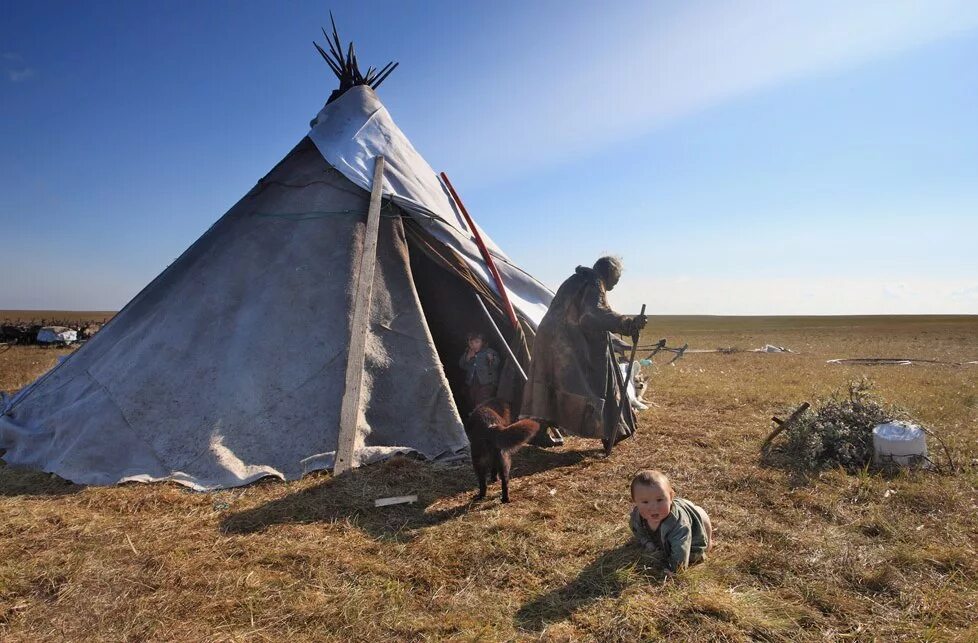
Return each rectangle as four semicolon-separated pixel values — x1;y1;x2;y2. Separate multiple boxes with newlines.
254;203;400;221
80;343;343;473
83;368;168;470
175;348;347;471
253;171;368;201
253;180;365;201
4;359;79;415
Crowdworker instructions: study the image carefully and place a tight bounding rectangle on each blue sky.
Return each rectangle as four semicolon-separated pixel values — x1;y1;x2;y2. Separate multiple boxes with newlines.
2;1;976;314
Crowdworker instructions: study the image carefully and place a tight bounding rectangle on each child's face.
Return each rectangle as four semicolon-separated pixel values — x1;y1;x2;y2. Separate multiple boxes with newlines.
468;337;483;352
632;482;672;527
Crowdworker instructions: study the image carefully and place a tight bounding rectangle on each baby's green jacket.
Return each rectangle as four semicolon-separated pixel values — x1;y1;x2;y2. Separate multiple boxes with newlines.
630;497;711;572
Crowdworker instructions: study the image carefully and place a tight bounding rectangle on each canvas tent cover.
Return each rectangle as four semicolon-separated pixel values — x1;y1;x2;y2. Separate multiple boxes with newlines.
0;86;553;490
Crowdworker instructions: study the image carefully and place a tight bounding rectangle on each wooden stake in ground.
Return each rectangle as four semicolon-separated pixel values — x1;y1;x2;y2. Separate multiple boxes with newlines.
761;401;811;454
335;155;386;475
607;304;645;456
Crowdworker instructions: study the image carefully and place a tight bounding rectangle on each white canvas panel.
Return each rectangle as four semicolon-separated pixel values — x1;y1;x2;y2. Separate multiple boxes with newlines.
308;86;553;326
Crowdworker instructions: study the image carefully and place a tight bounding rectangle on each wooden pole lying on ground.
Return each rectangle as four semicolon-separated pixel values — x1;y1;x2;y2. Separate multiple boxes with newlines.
607;304;646;456
439;171;521;332
335;155;386;475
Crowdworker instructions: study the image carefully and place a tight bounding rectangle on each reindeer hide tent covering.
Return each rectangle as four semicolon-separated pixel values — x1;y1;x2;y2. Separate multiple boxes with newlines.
0;86;554;490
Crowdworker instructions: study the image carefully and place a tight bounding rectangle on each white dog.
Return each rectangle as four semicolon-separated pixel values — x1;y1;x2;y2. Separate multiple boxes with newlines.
619;360;649;411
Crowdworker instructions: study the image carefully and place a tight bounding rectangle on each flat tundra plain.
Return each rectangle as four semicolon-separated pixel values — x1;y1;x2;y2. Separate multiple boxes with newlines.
1;315;976;641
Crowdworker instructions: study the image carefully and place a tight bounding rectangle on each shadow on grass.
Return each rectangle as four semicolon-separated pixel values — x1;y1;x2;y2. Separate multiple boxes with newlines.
515;543;666;633
759;450;912;489
0;459;84;497
221;446;593;542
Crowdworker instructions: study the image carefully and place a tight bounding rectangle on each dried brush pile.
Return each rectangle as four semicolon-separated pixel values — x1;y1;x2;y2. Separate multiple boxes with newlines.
765;380;896;473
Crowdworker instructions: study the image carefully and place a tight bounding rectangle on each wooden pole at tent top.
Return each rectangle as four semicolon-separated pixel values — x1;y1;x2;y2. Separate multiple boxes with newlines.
335;155;386;475
439;171;521;332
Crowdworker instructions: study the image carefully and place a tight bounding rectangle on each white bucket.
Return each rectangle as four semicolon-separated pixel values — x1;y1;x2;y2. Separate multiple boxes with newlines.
872;421;927;465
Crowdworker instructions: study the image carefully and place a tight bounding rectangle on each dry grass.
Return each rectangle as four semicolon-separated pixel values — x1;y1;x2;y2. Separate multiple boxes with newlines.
1;315;977;641
0;344;75;396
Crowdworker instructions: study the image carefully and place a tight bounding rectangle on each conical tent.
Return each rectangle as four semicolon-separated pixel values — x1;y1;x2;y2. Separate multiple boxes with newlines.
0;85;553;490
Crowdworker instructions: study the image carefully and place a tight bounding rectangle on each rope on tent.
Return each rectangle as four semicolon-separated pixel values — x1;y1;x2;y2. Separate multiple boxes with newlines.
255;202;401;221
252;190;449;226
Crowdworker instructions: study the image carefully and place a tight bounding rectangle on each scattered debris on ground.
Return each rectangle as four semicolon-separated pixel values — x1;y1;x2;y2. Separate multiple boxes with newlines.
827;357;971;367
685;347;739;354
686;345;793;355
374;494;418;507
754;344;792;353
637;339;688;364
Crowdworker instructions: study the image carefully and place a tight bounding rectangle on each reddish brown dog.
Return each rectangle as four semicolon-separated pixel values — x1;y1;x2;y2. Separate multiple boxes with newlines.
464;398;551;503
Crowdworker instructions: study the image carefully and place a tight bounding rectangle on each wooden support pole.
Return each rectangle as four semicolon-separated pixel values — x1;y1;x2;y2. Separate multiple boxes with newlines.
335;155;386;475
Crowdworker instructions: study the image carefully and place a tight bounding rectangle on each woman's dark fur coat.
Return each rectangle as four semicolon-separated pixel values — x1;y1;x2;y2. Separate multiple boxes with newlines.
521;266;637;441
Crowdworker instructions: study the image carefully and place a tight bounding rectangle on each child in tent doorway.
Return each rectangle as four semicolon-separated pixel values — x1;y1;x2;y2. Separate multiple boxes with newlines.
458;331;500;410
629;469;713;575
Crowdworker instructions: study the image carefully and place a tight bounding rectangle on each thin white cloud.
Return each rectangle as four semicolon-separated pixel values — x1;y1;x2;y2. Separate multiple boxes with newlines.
7;68;36;82
3;52;36;82
423;0;978;186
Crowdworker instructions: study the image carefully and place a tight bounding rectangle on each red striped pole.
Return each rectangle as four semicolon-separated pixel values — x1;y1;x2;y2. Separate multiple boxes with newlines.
439;171;521;331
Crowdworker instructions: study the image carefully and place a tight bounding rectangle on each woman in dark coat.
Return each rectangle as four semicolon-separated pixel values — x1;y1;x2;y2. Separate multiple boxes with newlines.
521;257;646;445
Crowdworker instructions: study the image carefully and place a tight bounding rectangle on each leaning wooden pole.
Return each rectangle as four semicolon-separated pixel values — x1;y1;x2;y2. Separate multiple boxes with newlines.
608;304;645;455
472;291;528;382
439;171;521;332
761;401;811;454
335;155;386;475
